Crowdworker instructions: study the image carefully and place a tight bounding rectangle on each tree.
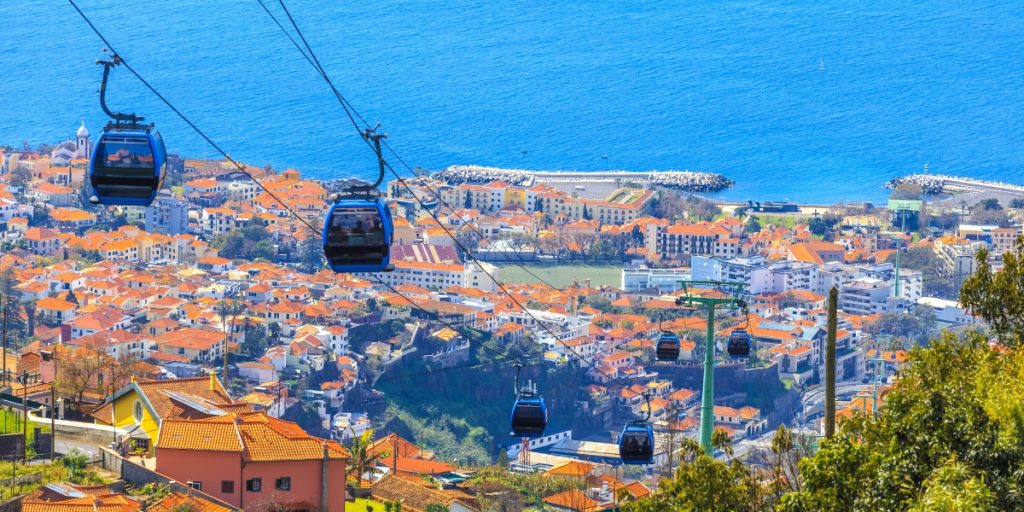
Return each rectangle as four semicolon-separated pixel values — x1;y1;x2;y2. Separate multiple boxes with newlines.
970;199;1010;226
862;306;937;344
808;213;842;237
885;246;958;298
55;348;109;404
582;204;591;220
744;215;761;234
347;430;387;489
299;235;323;273
623;437;766;512
1010;198;1024;209
23;300;36;339
215;300;244;386
243;320;270;358
61;448;90;482
253;239;276;261
0;269;26;343
961;236;1024;347
424;504;449;512
778;332;1024;511
9;166;30;191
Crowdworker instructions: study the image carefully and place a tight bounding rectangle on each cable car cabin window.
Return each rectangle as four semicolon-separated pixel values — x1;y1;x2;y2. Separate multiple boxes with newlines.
328;208;385;245
97;136;155;177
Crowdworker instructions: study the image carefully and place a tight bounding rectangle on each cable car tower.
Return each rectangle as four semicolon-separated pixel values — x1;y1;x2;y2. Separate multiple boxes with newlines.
675;280;747;455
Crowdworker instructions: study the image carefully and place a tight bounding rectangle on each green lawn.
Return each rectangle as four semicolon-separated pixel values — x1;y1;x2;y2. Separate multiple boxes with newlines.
752;214;800;229
495;263;621;288
348;498;387;511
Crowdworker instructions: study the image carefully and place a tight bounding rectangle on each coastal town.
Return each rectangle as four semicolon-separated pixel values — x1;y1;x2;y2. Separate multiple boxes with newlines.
0;124;1017;511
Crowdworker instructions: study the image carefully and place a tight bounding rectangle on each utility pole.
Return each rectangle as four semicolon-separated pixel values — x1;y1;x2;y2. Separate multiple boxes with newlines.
49;387;55;461
675;280;746;455
21;372;27;462
894;215;905;298
824;287;838;439
1;293;6;387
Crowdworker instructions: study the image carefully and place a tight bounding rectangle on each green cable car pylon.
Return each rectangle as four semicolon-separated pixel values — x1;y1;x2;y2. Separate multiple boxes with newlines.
674;280;747;455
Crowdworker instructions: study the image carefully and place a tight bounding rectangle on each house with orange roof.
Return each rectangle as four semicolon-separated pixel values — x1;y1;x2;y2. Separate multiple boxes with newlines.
26;181;75;206
184;178;226;206
69;307;132;339
145;492;234;512
156;411;347;510
23;226;61;255
37;296;78;325
22;483;142;512
154;327;226;363
543;489;603;512
788;241;845;266
49;207;97;231
371;474;479;512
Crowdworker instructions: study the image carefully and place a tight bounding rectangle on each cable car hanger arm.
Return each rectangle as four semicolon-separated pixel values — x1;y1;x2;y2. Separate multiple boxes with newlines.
96;52;144;126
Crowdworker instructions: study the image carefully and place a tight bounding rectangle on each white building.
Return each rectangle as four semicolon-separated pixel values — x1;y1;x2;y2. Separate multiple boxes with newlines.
621;265;690;292
916;297;978;326
376;260;498;291
692;256;817;296
50;121;92;165
838;278;911;316
145;194;190;235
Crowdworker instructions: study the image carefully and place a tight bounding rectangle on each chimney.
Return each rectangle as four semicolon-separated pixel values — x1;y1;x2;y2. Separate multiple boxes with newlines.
321;442;330;512
209;369;217;391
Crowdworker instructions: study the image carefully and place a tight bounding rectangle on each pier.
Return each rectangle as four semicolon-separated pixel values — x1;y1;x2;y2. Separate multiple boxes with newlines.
886;174;1024;197
434;165;734;192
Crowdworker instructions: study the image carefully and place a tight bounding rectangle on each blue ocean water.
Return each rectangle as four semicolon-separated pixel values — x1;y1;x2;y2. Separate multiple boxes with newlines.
3;1;1024;203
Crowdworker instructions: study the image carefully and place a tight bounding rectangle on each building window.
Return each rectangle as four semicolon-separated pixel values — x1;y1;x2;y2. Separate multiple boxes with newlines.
133;401;143;423
246;478;262;492
190;481;202;491
275;477;291;491
221;481;234;494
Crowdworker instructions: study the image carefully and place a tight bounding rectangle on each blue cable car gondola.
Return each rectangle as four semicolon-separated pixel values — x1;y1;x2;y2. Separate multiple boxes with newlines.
619;393;655;465
655;331;680;361
323;196;394;273
323;128;395;273
510;367;548;438
727;329;752;358
88;53;166;206
619;421;654;465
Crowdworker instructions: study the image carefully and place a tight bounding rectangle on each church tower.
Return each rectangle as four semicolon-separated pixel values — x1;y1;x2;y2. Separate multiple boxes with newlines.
75;120;91;158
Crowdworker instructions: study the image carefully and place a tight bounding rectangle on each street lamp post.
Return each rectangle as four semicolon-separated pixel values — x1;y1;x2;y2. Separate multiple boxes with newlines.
675;280;746;455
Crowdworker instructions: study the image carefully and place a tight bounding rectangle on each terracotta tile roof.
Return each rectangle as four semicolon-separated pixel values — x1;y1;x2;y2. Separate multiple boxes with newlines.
157;412;348;462
23;488;141;512
543;489;601;512
146;493;233;512
371;475;476;512
546;460;595;477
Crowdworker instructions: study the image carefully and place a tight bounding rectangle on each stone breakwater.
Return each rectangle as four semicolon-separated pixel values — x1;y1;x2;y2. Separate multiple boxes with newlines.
886;174;1024;196
434;165;734;192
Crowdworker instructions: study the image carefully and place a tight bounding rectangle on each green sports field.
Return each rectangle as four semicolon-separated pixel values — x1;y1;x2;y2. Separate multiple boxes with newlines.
495;263;621;288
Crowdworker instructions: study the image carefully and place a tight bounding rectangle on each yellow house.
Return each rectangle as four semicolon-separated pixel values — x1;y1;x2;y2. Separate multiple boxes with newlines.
504;187;527;210
92;373;246;455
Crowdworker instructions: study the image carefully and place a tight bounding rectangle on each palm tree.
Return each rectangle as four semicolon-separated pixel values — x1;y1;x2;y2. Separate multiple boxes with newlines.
215;299;244;390
348;430;388;489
